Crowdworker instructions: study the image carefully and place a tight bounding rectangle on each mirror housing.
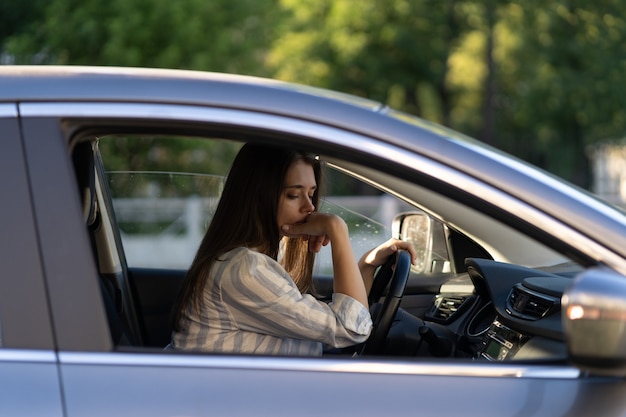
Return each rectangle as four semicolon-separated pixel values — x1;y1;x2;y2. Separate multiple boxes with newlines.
562;267;626;376
392;212;449;274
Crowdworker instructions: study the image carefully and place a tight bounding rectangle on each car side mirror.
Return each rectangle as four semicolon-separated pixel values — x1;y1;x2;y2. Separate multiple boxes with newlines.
392;212;448;274
562;267;626;376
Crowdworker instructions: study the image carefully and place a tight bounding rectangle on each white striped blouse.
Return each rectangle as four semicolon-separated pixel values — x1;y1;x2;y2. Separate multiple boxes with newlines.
171;247;373;356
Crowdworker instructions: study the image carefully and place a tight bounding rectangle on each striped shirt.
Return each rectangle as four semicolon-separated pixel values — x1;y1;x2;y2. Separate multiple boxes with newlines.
171;247;372;356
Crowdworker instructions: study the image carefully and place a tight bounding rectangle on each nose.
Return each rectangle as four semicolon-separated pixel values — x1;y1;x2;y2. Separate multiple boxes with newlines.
302;197;315;213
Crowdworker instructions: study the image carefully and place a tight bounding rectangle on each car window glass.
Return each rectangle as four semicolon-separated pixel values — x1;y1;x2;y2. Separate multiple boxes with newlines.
99;135;240;268
105;171;224;268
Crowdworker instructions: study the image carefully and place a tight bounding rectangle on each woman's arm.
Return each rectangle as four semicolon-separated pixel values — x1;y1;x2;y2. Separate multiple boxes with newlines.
325;216;368;307
282;213;368;308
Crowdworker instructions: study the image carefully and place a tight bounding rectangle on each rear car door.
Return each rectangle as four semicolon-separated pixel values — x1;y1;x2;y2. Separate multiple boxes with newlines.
0;104;64;416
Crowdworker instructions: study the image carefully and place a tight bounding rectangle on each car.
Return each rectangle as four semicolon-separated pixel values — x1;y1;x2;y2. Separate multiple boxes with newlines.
1;65;626;416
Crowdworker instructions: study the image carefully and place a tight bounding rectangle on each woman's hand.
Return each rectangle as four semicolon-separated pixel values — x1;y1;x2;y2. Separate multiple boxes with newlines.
359;238;417;294
360;238;417;269
281;212;338;253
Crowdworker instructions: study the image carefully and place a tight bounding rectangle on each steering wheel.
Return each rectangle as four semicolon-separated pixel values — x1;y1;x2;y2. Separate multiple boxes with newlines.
360;249;412;355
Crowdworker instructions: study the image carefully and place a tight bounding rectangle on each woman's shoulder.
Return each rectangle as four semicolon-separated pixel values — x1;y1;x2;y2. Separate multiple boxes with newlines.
216;247;289;286
221;247;277;267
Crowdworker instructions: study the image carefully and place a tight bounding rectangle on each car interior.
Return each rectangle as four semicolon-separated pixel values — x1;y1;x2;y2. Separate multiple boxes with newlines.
70;127;585;363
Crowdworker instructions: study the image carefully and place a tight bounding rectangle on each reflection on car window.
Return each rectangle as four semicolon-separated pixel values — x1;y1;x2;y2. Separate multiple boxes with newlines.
316;188;415;275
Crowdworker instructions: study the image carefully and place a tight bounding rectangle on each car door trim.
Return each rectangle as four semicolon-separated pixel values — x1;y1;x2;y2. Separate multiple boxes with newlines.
0;349;57;363
0;103;17;117
58;351;579;379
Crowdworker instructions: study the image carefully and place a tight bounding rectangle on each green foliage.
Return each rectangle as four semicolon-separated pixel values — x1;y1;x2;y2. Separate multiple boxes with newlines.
493;1;626;185
4;0;279;74
268;0;470;125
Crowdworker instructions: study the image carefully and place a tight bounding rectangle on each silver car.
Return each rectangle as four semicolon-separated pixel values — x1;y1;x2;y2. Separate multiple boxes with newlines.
1;66;625;416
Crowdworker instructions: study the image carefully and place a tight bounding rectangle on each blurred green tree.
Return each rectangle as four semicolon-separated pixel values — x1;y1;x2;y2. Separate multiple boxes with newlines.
0;0;46;62
4;0;279;75
493;0;626;186
268;0;470;127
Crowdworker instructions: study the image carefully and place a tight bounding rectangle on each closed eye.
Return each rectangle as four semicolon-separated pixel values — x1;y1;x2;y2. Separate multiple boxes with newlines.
284;185;317;200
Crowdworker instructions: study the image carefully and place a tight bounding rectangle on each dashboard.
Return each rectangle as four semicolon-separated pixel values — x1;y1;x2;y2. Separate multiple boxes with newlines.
399;257;578;361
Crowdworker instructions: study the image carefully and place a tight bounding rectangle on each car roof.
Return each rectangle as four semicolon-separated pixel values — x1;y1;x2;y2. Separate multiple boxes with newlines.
0;65;383;115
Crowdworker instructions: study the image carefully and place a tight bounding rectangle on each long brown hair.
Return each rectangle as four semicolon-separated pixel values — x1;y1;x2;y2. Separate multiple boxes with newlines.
171;143;322;330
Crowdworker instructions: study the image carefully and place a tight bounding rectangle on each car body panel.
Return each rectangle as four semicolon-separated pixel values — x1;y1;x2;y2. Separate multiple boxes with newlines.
20;117;111;351
0;106;54;349
58;352;587;417
0;108;62;416
0;351;63;417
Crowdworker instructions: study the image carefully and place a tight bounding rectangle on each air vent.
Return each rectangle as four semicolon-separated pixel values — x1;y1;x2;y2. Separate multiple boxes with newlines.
506;284;559;320
429;295;468;323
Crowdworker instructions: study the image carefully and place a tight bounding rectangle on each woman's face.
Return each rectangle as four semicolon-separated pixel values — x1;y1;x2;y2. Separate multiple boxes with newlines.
277;159;317;235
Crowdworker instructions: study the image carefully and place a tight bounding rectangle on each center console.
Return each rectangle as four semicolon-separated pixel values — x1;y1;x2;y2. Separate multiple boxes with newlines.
477;319;528;361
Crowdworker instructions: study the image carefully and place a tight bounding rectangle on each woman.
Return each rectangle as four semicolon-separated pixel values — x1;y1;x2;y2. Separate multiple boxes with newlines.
170;143;416;356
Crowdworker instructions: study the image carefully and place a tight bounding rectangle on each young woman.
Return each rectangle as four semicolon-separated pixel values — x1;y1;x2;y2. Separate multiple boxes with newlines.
170;143;416;356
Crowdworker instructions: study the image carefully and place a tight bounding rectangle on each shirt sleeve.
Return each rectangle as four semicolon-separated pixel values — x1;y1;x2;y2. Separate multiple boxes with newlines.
214;249;373;348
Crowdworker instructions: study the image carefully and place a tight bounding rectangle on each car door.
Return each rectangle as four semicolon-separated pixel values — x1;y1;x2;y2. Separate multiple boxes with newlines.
0;104;64;416
19;100;621;417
